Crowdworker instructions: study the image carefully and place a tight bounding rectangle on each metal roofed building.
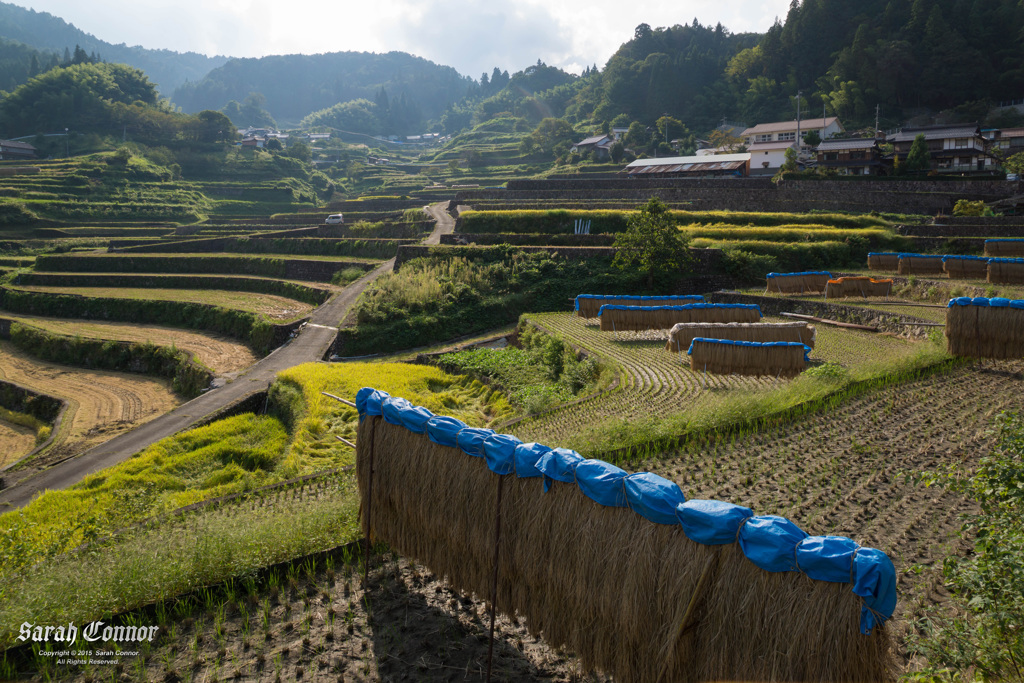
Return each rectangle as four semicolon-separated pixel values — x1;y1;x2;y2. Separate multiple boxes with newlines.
624;153;751;177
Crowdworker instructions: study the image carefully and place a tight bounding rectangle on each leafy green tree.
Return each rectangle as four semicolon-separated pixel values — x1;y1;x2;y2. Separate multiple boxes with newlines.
519;117;576;158
803;129;821;147
612;198;693;288
190;110;236;143
655;115;685;146
904;133;931;173
1003;151;1024;176
286;140;312;163
264;137;283;151
609;140;625;163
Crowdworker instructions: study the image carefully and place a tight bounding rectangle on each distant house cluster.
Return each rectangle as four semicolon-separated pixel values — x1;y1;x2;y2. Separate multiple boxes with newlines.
0;139;36;160
612;116;1023;178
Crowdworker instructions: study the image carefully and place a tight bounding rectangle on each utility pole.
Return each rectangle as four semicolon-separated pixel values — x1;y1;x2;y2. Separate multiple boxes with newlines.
796;90;802;156
64;127;68;157
875;104;881;137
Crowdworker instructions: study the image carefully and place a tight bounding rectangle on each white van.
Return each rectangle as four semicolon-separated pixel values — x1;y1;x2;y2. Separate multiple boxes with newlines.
325;213;344;224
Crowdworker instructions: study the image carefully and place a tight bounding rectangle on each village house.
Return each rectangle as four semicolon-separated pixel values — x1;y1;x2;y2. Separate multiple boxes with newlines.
741;117;844;173
571;134;615;160
815;137;887;176
890;123;988;173
989;127;1024;159
0;139;36;160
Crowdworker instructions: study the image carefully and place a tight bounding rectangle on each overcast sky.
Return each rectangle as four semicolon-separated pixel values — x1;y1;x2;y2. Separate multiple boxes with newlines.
13;0;791;78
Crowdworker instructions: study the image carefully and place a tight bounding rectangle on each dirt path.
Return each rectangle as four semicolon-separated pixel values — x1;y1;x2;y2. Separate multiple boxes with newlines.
0;341;180;467
3;315;258;375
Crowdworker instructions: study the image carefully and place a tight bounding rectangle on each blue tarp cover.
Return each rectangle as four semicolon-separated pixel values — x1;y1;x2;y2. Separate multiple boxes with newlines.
575;460;628;507
765;271;832;278
676;499;753;545
796;536;860;582
356;387;898;635
941;255;990;261
948;296;1024;309
897;253;941;259
456;427;493;458
624;473;686;525
985;238;1024;243
536;447;584;492
382;397;414;426
399;405;434;434
425;416;467;447
867;252;899;256
574;294;703;311
738;515;808;573
514;442;551;478
482;433;520;475
356;388;390;421
987;257;1024;263
597;303;762;316
852;548;897;634
687;337;812;361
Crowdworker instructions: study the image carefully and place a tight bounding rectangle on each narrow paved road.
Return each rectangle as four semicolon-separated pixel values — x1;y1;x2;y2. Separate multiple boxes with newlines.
0;202;453;510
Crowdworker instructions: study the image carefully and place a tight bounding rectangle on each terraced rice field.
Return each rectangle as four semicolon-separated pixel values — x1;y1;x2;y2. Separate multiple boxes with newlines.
2;315;258;375
648;358;1024;656
0;419;35;467
510;312;926;444
9;286;315;322
0;341;179;460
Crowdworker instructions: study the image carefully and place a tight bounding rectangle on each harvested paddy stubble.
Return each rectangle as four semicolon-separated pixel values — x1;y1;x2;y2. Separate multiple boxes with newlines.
356;414;894;682
0;341;179;456
0;419;35;466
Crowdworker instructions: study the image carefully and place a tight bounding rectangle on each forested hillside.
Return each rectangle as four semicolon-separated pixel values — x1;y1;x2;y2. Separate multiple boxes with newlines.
0;1;227;94
172;52;475;130
558;0;1024;132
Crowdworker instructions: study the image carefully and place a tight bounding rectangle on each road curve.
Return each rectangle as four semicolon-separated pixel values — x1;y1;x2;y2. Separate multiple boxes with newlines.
0;202;453;510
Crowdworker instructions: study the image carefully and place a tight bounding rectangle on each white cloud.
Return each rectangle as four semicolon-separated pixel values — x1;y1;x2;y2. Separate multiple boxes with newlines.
13;0;792;78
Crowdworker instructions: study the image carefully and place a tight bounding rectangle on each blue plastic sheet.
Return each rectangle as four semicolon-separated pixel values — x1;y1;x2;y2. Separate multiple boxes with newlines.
738;516;808;573
482;433;520;475
941;255;990;262
985;238;1024;243
381;397;414;426
356;388;390;421
575;294;704;311
398;405;434;434
988;257;1024;263
948;296;1024;310
796;536;859;582
867;252;899;257
676;499;753;545
456;427;493;458
687;337;812;362
897;252;940;259
536;447;584;492
514;442;551;478
624;473;686;525
852;548;897;634
575;460;628;507
425;416;467;447
766;271;832;278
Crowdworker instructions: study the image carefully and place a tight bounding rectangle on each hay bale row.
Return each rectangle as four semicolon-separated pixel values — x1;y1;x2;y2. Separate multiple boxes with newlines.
987;258;1024;285
946;297;1024;358
942;255;990;279
825;276;893;299
765;271;832;294
665;321;815;352
867;252;900;270
355;389;897;683
575;294;704;318
687;338;809;377
984;239;1024;258
897;253;945;276
598;303;761;332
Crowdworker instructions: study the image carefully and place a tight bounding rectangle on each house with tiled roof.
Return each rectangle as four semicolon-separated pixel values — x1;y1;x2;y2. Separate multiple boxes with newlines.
890;124;988;173
815;138;887;176
0;140;36;160
741;117;844;173
571;134;615;160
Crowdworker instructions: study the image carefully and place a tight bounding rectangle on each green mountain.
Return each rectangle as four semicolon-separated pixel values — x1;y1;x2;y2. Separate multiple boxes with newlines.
171;51;475;130
0;1;228;94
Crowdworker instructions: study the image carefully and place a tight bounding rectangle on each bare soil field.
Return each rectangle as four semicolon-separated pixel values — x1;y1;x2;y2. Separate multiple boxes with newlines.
9;286;315;322
0;419;35;467
3;314;258;375
0;341;180;466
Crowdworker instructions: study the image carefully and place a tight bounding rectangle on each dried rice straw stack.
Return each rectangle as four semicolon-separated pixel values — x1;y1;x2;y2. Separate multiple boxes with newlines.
945;296;1024;358
575;294;703;318
867;252;899;270
984;239;1024;258
987;258;1024;285
687;337;810;377
598;303;761;332
897;253;945;276
354;388;897;683
665;321;815;353
765;271;832;294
